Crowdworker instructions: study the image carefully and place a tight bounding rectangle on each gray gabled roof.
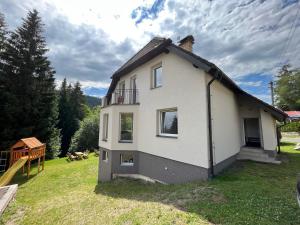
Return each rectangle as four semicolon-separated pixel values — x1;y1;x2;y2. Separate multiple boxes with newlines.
106;37;287;121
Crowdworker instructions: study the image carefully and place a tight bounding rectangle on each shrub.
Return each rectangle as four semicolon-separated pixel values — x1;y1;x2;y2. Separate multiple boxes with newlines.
280;121;300;132
69;108;99;152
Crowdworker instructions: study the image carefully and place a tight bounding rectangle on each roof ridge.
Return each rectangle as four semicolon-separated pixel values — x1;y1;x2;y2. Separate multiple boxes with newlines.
112;37;168;77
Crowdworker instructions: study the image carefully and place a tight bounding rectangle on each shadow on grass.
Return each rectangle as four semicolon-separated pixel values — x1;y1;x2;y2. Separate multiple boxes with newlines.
93;147;300;224
94;178;220;214
93;161;249;220
9;161;42;187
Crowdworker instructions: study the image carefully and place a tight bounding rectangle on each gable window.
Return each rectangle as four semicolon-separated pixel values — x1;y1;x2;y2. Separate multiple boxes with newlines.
158;108;178;137
120;153;134;166
102;114;109;141
152;64;162;88
102;150;108;161
119;113;133;142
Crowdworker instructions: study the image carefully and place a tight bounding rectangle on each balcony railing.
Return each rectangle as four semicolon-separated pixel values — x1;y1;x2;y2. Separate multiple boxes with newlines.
101;89;139;107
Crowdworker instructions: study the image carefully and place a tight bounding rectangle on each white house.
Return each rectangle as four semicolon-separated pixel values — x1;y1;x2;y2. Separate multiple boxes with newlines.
98;35;287;184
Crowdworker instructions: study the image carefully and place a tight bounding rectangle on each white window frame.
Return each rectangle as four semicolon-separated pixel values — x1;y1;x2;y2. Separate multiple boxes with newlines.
158;108;178;137
119;113;133;143
102;113;109;141
151;63;162;88
120;153;134;166
102;150;108;162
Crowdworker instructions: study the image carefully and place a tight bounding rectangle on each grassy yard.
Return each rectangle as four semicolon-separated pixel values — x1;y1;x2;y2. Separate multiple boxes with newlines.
1;143;300;225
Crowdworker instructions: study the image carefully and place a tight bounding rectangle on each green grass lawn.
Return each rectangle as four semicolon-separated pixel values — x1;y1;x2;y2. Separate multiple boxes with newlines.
1;143;300;225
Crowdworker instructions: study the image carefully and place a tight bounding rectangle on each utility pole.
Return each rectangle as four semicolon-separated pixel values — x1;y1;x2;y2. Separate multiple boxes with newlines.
269;81;274;106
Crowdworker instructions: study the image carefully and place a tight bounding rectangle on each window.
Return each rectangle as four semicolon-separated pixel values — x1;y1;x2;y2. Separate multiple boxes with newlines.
119;81;125;97
120;153;134;166
102;114;109;141
130;76;137;104
152;64;162;88
158;108;178;137
119;113;133;142
102;150;108;161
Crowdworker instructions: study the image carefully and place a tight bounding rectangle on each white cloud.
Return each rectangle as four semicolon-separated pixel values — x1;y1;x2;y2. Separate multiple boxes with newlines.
1;0;299;100
236;80;263;87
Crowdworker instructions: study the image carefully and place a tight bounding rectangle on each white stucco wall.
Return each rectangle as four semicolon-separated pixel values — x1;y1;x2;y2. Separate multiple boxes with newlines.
260;109;277;151
209;78;241;164
99;105;139;151
100;52;210;168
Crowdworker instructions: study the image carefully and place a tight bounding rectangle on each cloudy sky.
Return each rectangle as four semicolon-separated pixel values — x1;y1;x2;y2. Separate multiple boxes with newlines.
1;0;299;102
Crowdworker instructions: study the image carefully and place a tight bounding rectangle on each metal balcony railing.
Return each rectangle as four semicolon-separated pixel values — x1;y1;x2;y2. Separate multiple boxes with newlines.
101;89;139;107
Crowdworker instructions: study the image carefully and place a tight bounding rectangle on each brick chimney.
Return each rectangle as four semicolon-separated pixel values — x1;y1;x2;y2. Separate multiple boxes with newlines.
178;35;194;52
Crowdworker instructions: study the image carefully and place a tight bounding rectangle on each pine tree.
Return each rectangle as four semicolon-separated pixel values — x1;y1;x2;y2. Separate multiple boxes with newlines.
70;81;85;121
58;78;72;155
58;80;86;156
1;10;60;157
0;12;9;149
0;12;7;53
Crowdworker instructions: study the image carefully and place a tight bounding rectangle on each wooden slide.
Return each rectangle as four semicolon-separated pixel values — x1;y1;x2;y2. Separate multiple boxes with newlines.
0;156;28;187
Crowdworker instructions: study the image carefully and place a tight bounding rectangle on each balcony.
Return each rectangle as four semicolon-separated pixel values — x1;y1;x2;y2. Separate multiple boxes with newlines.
101;89;139;107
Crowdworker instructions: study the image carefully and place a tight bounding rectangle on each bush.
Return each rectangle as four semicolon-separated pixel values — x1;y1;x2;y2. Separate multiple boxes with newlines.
280;121;300;132
69;108;99;152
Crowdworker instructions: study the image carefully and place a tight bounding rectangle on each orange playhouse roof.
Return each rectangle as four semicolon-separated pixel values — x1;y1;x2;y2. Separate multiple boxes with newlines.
11;137;44;150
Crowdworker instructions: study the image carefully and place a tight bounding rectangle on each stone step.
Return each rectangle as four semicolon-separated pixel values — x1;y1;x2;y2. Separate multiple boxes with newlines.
239;151;269;159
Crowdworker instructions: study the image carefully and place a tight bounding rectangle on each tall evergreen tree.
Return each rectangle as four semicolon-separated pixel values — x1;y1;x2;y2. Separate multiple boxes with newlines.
58;78;71;155
1;10;60;158
0;12;6;53
70;81;85;121
0;12;9;149
57;80;86;156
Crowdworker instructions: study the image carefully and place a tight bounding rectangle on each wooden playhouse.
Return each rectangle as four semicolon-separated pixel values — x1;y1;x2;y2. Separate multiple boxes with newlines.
10;137;46;178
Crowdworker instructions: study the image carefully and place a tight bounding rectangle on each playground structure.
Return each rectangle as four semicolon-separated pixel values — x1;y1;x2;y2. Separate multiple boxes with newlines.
0;137;46;187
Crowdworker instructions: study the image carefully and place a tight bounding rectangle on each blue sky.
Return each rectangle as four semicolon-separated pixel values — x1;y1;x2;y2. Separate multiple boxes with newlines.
0;0;299;103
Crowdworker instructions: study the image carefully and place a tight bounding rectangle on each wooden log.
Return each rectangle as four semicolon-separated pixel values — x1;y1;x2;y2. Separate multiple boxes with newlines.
27;160;31;179
38;157;41;173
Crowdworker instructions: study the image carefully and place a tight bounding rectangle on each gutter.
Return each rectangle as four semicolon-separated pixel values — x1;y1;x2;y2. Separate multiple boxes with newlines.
207;69;222;178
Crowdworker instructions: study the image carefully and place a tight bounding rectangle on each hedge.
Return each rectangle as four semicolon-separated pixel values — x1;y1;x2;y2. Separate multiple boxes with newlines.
280;121;300;132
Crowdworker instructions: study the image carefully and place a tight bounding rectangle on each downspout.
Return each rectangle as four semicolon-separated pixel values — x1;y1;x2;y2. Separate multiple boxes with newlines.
207;69;222;178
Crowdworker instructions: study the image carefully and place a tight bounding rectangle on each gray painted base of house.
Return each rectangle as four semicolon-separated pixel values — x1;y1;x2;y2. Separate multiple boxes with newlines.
98;147;237;184
210;154;238;176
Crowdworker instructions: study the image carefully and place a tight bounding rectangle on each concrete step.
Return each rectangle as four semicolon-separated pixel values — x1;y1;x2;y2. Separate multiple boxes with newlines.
238;151;269;159
238;149;281;164
237;155;281;164
240;147;264;154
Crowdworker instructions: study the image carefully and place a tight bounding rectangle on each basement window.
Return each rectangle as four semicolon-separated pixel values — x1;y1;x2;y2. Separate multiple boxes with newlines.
102;150;108;161
120;153;134;166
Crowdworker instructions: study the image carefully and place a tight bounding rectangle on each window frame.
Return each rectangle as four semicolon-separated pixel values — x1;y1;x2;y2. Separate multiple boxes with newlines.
102;113;109;141
119;113;134;143
151;63;162;89
120;153;134;166
158;108;178;137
